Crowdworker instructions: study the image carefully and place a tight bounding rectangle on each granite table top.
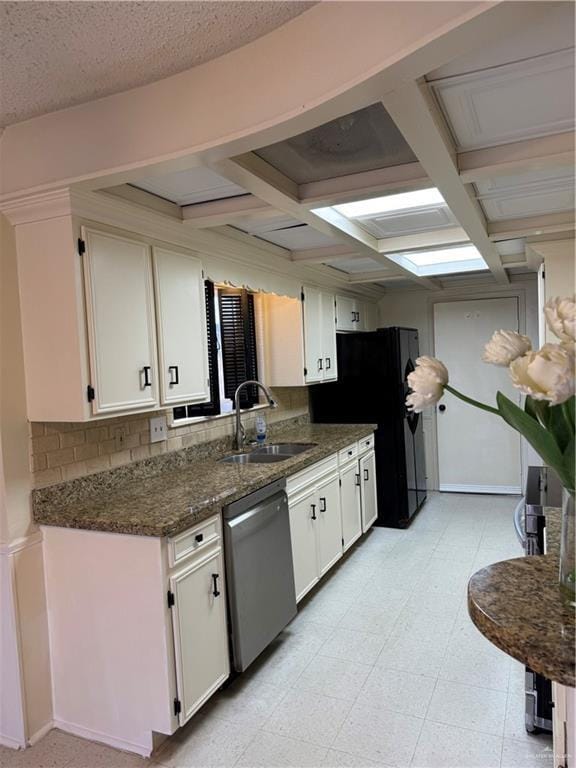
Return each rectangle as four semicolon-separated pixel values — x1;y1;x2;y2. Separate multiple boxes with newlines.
468;507;575;687
33;423;375;538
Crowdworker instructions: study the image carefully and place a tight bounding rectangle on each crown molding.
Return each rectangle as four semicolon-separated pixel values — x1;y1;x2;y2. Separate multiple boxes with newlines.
0;188;73;226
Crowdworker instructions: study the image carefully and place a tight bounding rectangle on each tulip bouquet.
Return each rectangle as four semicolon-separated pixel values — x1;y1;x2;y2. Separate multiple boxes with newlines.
406;296;575;599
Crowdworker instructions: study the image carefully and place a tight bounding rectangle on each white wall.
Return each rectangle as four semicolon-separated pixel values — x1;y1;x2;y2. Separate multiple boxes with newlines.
0;212;53;746
378;276;539;490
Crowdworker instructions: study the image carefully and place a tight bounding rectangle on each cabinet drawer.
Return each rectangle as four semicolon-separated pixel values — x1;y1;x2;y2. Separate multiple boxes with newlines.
358;434;374;453
287;453;338;497
168;515;221;569
338;443;358;464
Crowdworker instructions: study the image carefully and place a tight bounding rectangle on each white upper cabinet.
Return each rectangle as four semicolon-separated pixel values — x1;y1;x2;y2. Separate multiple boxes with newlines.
336;296;379;332
320;292;338;382
302;287;337;384
153;247;209;407
83;227;159;415
302;287;324;384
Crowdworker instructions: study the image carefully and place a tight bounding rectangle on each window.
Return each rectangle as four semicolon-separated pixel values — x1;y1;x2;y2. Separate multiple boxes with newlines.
172;283;260;422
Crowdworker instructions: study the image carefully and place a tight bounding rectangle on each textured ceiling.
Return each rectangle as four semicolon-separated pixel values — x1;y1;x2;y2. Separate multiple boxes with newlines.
0;1;314;128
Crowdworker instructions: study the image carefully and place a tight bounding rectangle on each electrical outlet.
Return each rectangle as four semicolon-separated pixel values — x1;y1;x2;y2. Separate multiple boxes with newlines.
113;426;128;451
150;415;167;444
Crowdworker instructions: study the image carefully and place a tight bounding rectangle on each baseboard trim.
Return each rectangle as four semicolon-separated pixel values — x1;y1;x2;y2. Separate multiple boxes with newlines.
0;733;26;750
28;720;54;746
439;484;521;494
53;719;152;757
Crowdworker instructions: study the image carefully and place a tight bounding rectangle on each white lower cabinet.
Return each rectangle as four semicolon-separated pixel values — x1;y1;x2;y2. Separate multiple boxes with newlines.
288;470;342;602
340;460;363;550
360;450;378;531
289;487;321;600
169;545;229;726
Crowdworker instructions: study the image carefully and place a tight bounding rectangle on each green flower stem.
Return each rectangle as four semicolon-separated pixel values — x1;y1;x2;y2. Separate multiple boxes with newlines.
444;384;500;415
562;400;575;431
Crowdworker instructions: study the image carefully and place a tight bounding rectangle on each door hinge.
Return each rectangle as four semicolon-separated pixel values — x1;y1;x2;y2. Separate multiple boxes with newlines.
78;238;86;255
342;537;345;546
339;478;342;487
173;698;181;716
300;290;305;302
167;590;175;608
86;385;95;402
303;367;308;377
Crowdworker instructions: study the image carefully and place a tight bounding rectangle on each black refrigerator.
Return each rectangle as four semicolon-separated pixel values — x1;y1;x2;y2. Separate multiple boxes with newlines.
309;327;427;528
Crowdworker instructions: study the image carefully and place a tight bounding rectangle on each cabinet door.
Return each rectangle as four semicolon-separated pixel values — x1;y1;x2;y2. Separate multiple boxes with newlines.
336;296;356;332
340;461;363;551
316;473;343;576
302;288;324;384
288;488;320;601
360;451;378;531
83;227;159;414
170;548;229;726
153;248;209;406
321;292;338;382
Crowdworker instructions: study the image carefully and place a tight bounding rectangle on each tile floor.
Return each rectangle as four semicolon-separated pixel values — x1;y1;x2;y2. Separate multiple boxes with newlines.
1;493;554;768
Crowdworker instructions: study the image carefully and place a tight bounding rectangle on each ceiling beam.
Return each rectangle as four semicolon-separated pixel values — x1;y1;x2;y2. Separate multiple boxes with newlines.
291;245;362;264
298;162;429;208
382;80;509;284
182;194;274;228
458;132;575;185
211;153;441;290
377;226;468;254
347;270;411;284
488;212;575;241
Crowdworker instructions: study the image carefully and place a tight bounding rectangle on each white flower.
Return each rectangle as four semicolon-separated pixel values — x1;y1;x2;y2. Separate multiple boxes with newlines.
544;296;576;343
509;343;575;405
406;356;449;413
483;330;532;367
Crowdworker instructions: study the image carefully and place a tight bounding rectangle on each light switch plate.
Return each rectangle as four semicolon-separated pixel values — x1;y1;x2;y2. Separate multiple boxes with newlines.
150;415;167;444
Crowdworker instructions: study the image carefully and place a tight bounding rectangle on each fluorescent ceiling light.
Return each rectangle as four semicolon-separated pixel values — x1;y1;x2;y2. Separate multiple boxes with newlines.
333;188;445;218
388;244;488;277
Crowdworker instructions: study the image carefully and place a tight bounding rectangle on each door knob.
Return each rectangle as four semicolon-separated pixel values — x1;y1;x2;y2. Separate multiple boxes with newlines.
439;404;446;412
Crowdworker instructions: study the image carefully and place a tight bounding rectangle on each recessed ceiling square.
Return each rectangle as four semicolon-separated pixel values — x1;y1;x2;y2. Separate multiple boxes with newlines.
254;104;417;184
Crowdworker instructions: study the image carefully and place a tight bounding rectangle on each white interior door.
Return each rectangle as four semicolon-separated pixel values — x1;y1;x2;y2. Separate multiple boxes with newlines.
434;298;522;493
82;227;159;414
153;247;209;406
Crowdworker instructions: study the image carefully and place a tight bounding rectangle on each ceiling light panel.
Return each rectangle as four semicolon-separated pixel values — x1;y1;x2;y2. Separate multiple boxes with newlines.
387;244;488;277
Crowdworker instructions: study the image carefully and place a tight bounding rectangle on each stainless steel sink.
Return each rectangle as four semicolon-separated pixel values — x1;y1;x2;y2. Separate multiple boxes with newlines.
220;453;289;464
219;442;317;464
253;443;317;456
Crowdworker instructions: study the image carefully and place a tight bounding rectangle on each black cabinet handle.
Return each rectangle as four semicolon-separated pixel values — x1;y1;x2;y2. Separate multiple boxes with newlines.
356;312;361;322
326;357;331;370
364;468;369;481
318;358;323;371
355;474;360;487
351;311;356;322
439;404;446;412
211;573;221;597
195;533;204;543
311;504;317;520
319;497;327;513
143;366;152;387
168;365;179;385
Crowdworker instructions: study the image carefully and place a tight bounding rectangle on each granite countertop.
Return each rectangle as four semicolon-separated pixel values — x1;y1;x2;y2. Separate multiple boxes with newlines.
468;507;575;687
33;423;374;538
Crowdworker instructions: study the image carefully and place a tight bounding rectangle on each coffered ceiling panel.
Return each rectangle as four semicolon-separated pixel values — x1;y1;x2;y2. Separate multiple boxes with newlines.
496;238;526;258
474;166;575;197
131;168;245;205
430;49;575;151
480;185;574;221
254;104;417;184
256;224;337;250
234;214;297;236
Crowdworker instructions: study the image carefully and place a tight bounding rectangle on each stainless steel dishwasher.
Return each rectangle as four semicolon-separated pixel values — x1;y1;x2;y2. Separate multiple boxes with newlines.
223;478;297;672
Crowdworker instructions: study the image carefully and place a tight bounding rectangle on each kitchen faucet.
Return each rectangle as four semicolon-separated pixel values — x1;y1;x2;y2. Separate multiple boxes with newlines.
233;380;277;450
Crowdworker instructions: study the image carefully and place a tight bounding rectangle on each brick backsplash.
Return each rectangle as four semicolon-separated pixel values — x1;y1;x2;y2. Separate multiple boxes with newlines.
30;387;309;488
